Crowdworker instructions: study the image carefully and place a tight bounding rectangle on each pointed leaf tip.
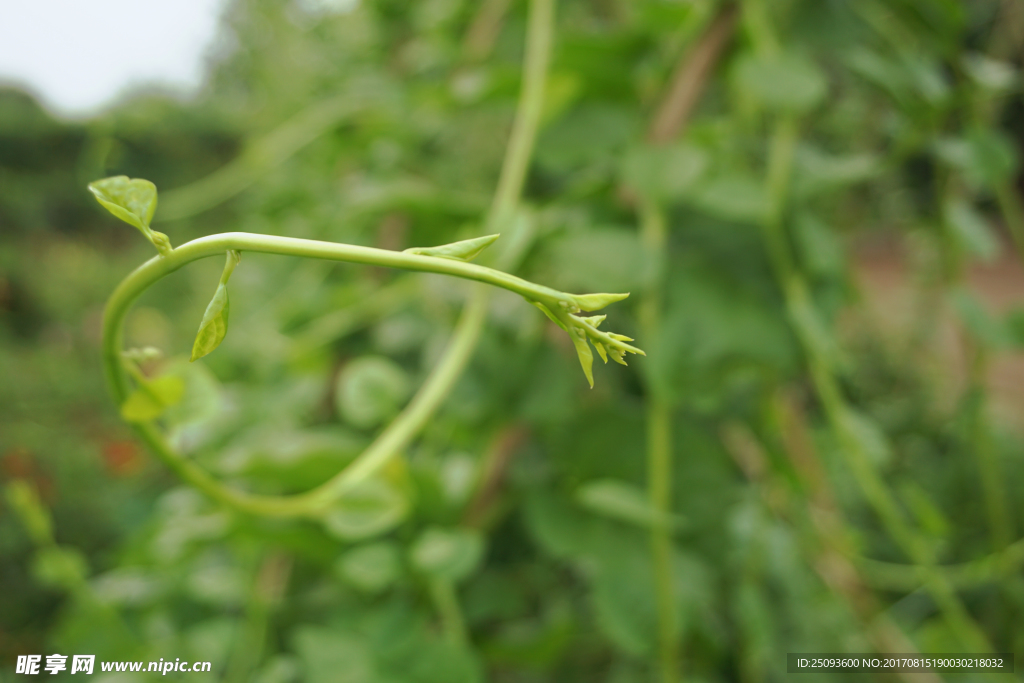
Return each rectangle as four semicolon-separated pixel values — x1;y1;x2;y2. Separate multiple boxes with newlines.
573;292;630;312
404;233;500;262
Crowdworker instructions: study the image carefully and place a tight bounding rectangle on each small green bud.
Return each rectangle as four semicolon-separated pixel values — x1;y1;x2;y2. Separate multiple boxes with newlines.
404;233;500;262
593;341;608;364
150;230;172;254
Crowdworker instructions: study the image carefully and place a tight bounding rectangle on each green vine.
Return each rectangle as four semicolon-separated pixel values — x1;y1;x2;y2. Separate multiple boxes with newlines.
96;0;640;522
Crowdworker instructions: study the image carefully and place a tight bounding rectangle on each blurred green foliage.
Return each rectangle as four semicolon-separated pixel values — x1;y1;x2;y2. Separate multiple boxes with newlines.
4;0;1024;681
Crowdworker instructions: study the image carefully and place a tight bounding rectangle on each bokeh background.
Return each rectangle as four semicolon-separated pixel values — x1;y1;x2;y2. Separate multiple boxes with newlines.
3;0;1024;681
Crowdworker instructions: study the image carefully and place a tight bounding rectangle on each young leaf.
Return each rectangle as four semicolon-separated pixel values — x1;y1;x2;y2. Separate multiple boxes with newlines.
121;375;185;422
570;330;595;388
404;233;500;261
88;176;158;232
191;284;230;362
573;292;629;312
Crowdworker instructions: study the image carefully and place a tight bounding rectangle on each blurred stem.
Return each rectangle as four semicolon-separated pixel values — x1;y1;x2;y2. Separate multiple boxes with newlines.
967;344;1013;551
463;0;513;61
224;552;291;683
934;171;1012;554
648;401;677;683
635;7;741;675
103;0;555;520
957;3;1020;553
979;2;1024;270
648;3;738;144
995;181;1024;269
857;534;1024;591
488;0;554;235
741;0;779;56
746;1;991;651
724;417;943;683
638;200;678;683
758;116;993;653
429;579;468;647
463;425;530;528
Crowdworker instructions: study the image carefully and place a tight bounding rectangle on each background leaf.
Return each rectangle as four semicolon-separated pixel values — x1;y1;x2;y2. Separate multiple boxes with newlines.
410;527;484;583
731;52;827;113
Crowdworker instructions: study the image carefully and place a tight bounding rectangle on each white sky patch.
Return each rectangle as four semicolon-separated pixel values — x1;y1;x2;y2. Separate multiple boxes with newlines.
0;0;228;119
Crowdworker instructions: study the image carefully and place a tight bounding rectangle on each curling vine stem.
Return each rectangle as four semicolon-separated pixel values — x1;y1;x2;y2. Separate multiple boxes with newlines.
101;0;556;520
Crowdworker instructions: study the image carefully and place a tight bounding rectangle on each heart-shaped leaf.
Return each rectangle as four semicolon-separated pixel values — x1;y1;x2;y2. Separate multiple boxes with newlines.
191;284;230;362
404;233;500;261
88;176;158;232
